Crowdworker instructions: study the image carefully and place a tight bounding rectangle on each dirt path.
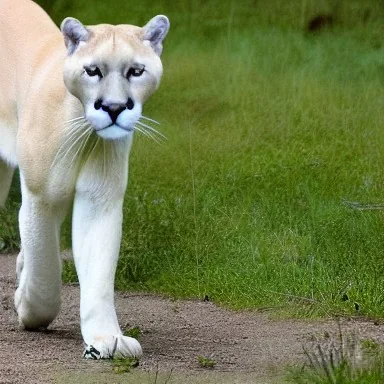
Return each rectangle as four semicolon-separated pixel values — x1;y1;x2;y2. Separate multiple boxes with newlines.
1;253;384;384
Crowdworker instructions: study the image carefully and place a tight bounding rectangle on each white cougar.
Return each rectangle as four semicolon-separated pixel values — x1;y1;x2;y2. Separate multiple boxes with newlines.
0;0;169;359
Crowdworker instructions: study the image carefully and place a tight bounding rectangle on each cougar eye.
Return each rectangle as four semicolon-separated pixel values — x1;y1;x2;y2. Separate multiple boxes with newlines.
126;66;145;79
84;66;103;78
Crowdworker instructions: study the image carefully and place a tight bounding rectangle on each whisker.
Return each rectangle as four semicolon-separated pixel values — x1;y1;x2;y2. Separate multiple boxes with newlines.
62;126;91;161
134;125;162;144
61;121;88;143
51;130;80;170
61;122;90;149
134;127;165;144
51;124;91;169
63;116;86;125
103;140;106;179
84;136;100;165
140;115;160;125
133;125;151;140
136;120;167;141
59;120;89;145
70;127;93;167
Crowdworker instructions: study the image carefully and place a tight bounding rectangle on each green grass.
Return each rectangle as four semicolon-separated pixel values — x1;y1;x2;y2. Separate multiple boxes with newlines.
0;171;20;251
2;0;384;316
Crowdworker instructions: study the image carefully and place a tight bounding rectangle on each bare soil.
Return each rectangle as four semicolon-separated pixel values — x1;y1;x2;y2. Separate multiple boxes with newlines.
1;253;384;384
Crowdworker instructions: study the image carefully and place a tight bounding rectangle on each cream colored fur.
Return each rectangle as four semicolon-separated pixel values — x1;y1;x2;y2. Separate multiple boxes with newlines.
0;0;169;359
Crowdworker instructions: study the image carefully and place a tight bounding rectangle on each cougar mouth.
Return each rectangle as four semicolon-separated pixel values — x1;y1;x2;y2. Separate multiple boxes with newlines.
94;123;134;140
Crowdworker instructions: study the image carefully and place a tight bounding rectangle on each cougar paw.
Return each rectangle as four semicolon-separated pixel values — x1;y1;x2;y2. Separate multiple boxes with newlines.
83;334;142;360
15;287;60;329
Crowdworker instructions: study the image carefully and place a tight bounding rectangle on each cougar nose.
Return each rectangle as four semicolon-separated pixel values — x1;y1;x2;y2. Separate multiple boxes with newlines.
100;103;126;123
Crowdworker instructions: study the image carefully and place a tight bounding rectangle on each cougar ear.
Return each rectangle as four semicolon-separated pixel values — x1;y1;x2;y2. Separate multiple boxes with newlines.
61;17;91;55
142;15;170;56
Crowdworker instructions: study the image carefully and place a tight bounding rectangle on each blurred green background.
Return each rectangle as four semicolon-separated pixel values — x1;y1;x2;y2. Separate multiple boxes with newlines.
2;0;384;317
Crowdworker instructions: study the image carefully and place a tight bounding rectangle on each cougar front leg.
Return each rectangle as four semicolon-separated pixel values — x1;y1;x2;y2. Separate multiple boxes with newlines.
72;185;141;359
15;179;65;329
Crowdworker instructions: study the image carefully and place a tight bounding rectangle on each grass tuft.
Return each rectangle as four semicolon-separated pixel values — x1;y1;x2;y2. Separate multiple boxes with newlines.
197;355;216;369
111;357;140;374
287;324;384;383
123;326;142;341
